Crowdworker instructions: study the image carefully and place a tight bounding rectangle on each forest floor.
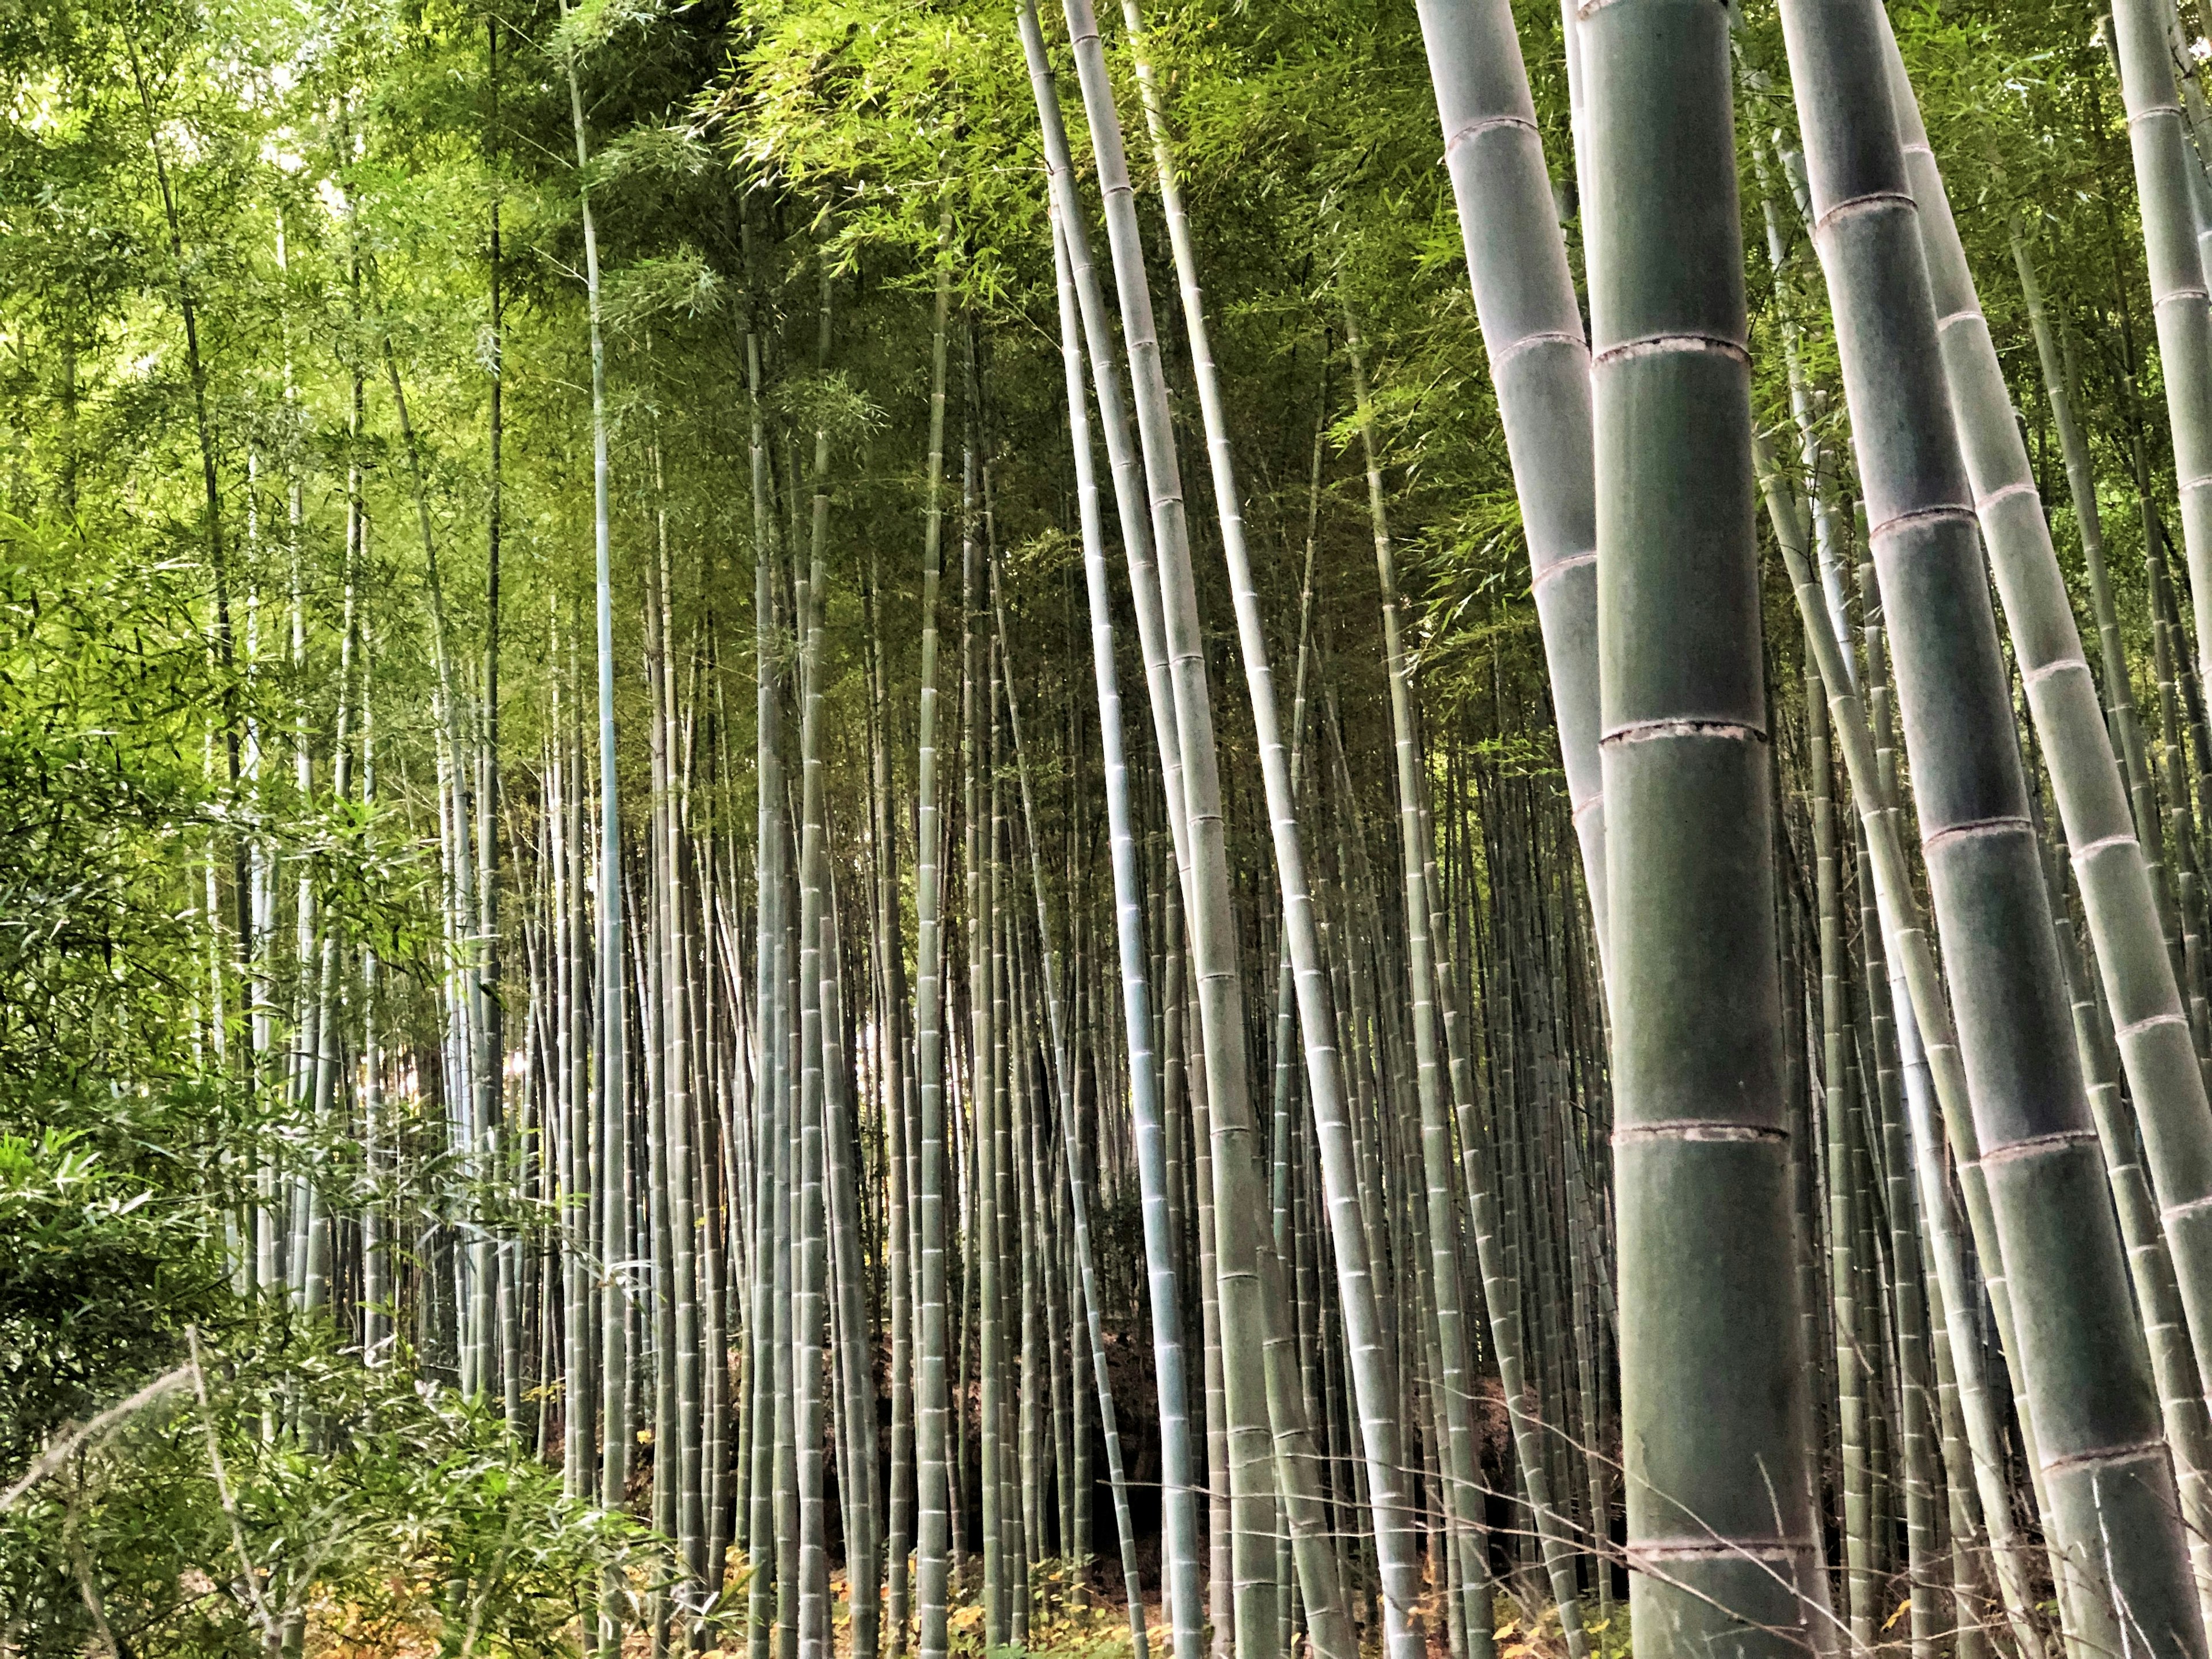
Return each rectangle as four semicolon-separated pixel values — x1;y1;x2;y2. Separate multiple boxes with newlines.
297;1570;1604;1658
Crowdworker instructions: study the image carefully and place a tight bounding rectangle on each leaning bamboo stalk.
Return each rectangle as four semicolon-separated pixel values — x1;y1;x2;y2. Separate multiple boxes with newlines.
1747;118;1849;639
1763;153;2072;1598
1086;48;1467;1638
2028;756;2212;1630
1084;0;1450;1634
1775;4;2202;1643
1755;416;2051;1659
1415;0;1608;970
2108;0;2212;697
1028;28;1426;1659
1885;32;2212;1490
2010;228;2164;870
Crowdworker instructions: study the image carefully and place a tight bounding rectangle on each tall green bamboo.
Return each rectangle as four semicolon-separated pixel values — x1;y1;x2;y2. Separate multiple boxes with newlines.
560;27;630;1652
1848;576;1938;1659
911;206;957;1659
965;418;1007;1654
1053;2;1285;1652
1342;312;1512;1659
1059;0;1440;1638
993;486;1147;1652
745;253;787;1659
1810;681;1872;1649
1013;23;1204;1654
871;543;915;1659
1583;8;1830;1657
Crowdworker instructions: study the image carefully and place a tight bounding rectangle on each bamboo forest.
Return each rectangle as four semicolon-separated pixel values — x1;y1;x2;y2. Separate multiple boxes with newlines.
28;0;2212;1650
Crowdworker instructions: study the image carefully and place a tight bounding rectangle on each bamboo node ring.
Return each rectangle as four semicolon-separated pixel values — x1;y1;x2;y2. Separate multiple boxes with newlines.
2065;830;2138;861
1600;717;1764;747
1626;1537;1817;1562
1974;480;2039;513
1979;1128;2100;1166
1592;332;1748;368
2037;1438;2168;1474
1496;329;1588;369
1812;190;1916;239
2113;1011;2188;1040
1611;1121;1786;1146
1444;113;1539;153
1532;548;1596;588
1868;502;1975;543
1921;815;2029;851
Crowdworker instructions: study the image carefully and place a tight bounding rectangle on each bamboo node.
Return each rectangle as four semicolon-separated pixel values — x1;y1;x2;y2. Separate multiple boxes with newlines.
1868;502;1975;544
2037;1437;2168;1474
1625;1537;1819;1562
2020;654;2089;685
1600;717;1764;747
1533;548;1597;588
1592;332;1748;368
2067;830;2141;863
1497;329;1589;369
1610;1120;1786;1146
1444;113;1539;154
1811;190;1916;240
1919;814;2028;851
1978;1128;2099;1166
